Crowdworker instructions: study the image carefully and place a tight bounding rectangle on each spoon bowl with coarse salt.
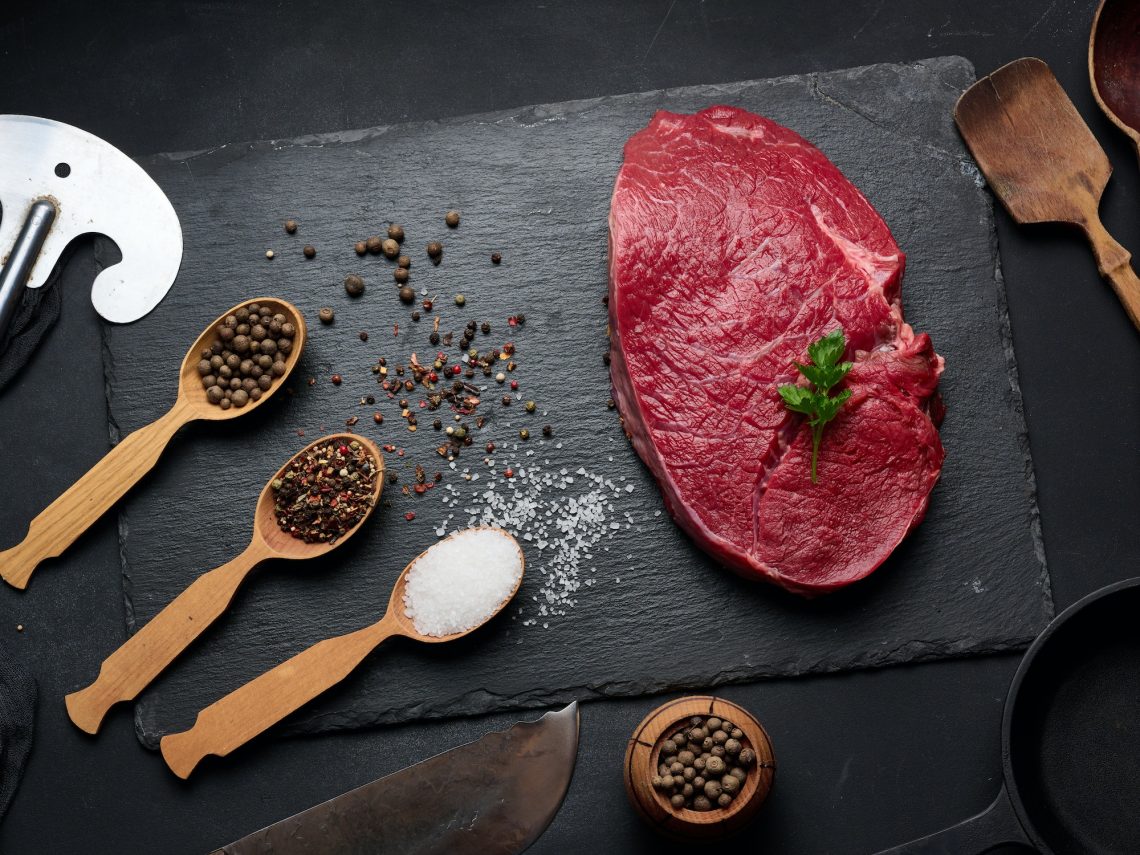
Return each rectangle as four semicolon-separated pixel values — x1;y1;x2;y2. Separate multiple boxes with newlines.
159;526;525;779
64;433;382;736
0;296;307;591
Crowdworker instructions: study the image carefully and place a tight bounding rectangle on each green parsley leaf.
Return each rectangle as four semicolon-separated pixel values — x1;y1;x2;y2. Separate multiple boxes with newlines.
778;328;853;483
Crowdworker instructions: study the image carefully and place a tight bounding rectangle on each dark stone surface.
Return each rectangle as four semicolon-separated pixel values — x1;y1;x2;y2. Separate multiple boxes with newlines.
100;56;1050;750
2;2;1136;854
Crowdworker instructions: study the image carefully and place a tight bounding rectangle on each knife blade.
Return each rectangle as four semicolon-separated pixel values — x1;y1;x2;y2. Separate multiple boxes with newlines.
212;702;579;855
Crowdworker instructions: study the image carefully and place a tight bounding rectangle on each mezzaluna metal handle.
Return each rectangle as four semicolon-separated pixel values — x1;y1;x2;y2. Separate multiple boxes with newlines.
0;198;58;353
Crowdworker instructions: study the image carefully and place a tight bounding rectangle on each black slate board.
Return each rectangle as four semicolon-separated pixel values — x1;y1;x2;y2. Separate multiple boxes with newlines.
103;55;1051;749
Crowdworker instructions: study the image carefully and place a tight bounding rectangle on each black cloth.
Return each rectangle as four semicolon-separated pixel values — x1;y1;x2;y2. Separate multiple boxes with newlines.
0;263;62;392
0;645;36;821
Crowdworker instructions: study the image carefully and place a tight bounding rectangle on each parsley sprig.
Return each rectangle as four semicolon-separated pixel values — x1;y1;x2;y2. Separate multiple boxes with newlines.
778;328;853;484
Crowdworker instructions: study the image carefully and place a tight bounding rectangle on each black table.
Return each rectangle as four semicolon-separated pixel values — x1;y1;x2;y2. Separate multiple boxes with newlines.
2;2;1136;853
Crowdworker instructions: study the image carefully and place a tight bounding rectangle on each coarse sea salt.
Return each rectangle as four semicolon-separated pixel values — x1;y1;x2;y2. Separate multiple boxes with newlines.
402;528;523;637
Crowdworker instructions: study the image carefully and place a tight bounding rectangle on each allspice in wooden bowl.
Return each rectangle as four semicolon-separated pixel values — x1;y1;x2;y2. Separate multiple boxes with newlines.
624;696;775;840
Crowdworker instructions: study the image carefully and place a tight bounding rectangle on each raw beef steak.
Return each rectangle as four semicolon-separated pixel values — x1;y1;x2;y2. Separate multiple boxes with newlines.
608;106;945;596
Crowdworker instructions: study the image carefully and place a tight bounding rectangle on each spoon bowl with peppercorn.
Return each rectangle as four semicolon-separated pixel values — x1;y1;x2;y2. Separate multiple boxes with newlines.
64;433;382;735
0;296;306;591
158;526;524;778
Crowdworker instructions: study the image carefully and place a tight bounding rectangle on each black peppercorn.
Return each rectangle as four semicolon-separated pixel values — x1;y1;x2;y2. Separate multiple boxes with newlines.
491;251;501;264
542;424;553;437
302;245;316;258
501;395;511;406
344;274;365;296
411;311;421;322
433;418;442;430
429;331;440;345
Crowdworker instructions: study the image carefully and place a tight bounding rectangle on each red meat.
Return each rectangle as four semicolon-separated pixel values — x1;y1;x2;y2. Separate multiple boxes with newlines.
608;106;944;595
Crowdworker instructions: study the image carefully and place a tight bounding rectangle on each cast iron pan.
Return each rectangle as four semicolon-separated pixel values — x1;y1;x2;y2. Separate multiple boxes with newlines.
878;577;1140;854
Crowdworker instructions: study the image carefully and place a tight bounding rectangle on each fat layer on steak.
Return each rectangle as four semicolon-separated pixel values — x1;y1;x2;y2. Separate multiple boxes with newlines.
608;105;945;595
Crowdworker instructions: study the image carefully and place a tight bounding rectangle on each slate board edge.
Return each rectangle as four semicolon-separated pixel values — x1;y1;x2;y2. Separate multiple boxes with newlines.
101;55;1053;749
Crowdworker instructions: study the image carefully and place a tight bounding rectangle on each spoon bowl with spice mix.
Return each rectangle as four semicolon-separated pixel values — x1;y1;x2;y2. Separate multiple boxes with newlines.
159;526;524;778
64;434;381;735
0;297;306;591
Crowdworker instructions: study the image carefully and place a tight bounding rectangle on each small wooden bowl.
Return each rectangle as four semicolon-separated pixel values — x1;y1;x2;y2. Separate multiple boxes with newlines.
624;696;775;840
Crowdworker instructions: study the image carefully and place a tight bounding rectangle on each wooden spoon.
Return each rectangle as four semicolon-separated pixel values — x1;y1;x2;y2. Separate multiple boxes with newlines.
159;526;524;779
954;57;1140;331
0;297;307;590
1090;0;1140;165
64;434;383;735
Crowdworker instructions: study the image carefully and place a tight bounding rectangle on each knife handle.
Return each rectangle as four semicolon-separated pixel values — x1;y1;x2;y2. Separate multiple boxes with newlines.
64;542;264;734
160;617;395;778
0;398;192;590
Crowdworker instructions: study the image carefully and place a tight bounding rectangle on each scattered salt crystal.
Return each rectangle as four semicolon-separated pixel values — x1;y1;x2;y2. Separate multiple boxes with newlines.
402;528;523;637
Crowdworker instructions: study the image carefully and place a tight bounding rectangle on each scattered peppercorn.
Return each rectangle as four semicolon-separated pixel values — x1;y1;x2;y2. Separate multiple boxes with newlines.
373;412;383;424
426;241;443;260
398;255;411;269
284;219;298;234
525;400;536;413
358;330;369;342
354;241;367;255
455;294;466;306
265;250;275;260
331;374;342;385
303;245;316;258
388;224;405;242
399;286;415;304
423;298;434;312
344;274;365;297
366;235;384;254
445;210;460;228
394;267;409;284
491;251;501;264
542;424;553;437
429;331;440;345
319;307;335;325
411;311;421;322
486;441;496;453
378;238;398;259
433;418;442;430
519;428;530;440
501;395;511;406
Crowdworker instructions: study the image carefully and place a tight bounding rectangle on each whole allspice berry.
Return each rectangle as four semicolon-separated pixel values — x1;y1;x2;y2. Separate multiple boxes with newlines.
354;240;367;255
692;795;712;812
445;209;460;228
394;267;409;284
738;748;756;767
344;274;365;297
318;307;335;325
705;755;727;776
302;244;316;258
426;241;443;261
366;235;384;254
381;238;400;259
397;255;411;269
399;286;415;304
388;224;405;242
284;219;298;234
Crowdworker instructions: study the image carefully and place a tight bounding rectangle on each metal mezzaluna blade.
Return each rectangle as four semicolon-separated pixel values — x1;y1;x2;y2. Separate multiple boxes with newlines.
214;702;580;855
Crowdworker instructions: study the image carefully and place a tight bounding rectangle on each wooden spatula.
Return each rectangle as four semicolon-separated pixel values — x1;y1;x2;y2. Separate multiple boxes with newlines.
955;57;1140;330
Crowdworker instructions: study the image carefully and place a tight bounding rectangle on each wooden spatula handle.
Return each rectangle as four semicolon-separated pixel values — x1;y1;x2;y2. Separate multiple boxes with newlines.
0;399;193;590
65;543;264;734
1084;215;1140;331
160;618;395;778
